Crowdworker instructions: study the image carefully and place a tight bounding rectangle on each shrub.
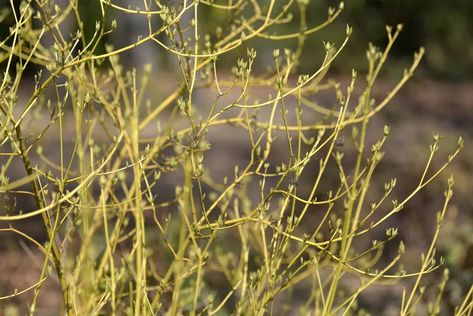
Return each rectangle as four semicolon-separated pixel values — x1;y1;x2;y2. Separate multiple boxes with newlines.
0;1;470;315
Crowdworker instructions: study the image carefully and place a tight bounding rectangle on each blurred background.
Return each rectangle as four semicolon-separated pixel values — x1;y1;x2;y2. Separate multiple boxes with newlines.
0;0;472;314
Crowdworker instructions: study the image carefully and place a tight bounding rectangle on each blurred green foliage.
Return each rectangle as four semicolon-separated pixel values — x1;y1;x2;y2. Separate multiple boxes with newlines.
302;0;473;79
200;0;473;79
2;0;471;78
323;0;473;79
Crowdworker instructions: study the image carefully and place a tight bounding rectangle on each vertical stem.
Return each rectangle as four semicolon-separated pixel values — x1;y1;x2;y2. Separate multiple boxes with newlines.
15;124;71;315
131;70;146;315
